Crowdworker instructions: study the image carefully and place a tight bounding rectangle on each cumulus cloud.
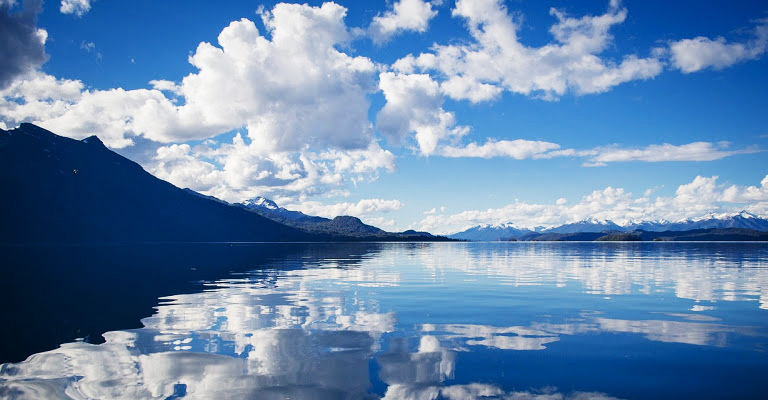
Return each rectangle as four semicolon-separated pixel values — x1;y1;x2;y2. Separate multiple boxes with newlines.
413;174;768;234
0;2;397;202
669;19;768;73
1;3;377;151
148;133;395;203
151;143;224;192
377;72;469;156
377;1;667;156
393;0;663;101
0;0;47;89
185;6;377;153
60;0;91;16
369;0;438;43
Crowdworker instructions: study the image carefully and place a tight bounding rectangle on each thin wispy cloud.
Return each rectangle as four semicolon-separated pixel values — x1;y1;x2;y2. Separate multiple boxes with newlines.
584;142;758;165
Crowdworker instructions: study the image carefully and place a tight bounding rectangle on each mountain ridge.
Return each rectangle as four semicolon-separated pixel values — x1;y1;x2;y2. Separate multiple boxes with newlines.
0;124;449;243
450;211;768;241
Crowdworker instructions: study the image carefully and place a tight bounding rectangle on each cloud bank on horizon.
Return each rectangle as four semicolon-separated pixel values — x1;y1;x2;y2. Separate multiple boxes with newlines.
413;174;768;234
1;0;766;232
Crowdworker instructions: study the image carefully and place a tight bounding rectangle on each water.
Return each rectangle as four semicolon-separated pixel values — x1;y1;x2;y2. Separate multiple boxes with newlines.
1;242;767;399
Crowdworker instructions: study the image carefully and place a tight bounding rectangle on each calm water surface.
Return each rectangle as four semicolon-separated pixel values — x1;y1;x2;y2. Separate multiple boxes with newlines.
1;242;767;399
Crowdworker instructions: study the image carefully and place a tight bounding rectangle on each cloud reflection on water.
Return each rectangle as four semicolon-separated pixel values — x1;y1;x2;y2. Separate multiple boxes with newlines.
2;242;767;399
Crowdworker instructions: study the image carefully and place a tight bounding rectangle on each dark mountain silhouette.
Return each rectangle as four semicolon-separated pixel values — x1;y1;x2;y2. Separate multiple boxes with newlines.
0;124;448;243
0;123;316;243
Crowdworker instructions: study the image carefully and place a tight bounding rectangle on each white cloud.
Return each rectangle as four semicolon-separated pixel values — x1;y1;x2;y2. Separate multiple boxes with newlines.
149;79;182;95
413;174;768;234
1;3;377;152
147;133;395;203
60;0;91;16
411;137;753;163
439;139;561;159
0;73;217;148
369;0;438;43
376;72;469;156
393;0;663;101
364;216;397;228
669;19;768;73
285;199;404;219
0;2;395;202
585;141;756;164
151;143;223;192
377;1;667;157
184;6;377;153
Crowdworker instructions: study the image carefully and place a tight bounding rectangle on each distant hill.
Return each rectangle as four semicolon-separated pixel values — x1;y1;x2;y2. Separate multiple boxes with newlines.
0;124;448;243
451;212;768;241
238;196;328;224
234;195;444;240
519;228;768;242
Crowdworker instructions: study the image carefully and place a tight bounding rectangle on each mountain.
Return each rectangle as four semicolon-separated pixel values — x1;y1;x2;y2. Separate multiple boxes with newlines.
236;196;446;240
0;123;317;243
657;211;768;231
448;223;533;241
451;212;768;241
0;124;448;243
543;228;768;242
546;218;622;234
238;196;327;224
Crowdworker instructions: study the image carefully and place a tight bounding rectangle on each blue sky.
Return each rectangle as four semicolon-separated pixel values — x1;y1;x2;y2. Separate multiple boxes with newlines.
1;0;767;234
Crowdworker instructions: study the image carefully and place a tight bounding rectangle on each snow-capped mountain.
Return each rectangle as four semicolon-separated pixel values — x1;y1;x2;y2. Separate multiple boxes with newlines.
242;196;279;211
656;211;768;231
239;197;321;222
450;211;768;241
448;223;533;241
546;218;622;234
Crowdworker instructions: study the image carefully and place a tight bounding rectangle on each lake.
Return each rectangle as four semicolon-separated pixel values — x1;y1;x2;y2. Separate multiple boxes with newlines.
1;242;767;399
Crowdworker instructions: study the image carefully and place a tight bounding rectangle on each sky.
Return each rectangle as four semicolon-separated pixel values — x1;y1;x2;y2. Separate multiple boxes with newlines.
1;0;767;234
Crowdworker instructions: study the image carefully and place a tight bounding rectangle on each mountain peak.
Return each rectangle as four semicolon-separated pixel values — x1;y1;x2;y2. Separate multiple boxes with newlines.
242;196;279;210
15;123;58;141
737;210;757;219
81;136;105;147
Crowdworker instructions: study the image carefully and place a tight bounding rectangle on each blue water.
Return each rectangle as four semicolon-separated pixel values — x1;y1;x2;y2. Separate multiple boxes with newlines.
1;242;767;399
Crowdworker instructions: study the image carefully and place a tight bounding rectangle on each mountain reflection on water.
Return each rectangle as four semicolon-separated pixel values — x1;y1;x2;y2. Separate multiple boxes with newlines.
1;242;767;399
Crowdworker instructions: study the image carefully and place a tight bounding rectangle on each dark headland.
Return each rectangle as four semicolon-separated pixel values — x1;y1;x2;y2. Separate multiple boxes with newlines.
0;123;452;244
